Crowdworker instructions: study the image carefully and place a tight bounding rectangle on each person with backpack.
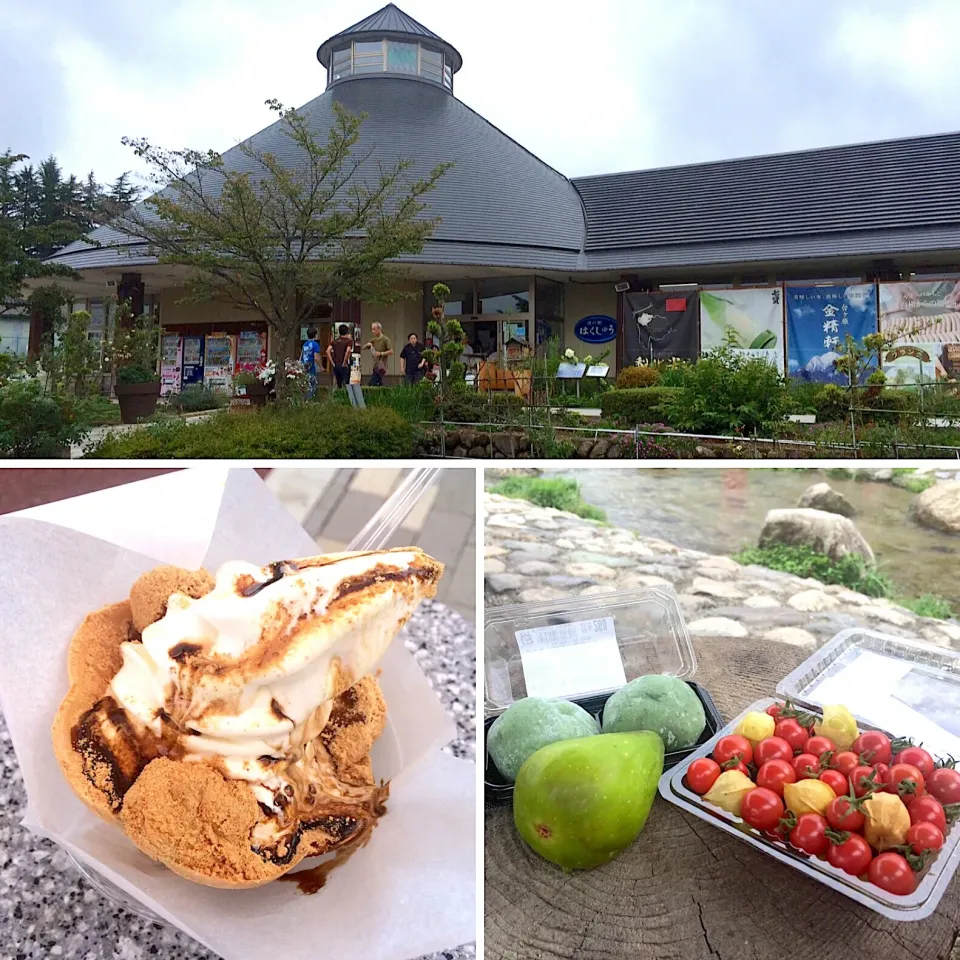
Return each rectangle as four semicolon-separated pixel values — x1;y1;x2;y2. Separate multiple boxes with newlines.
326;324;354;389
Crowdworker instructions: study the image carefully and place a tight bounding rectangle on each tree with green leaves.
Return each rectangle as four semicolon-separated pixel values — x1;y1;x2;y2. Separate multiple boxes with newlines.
107;100;451;396
423;283;465;392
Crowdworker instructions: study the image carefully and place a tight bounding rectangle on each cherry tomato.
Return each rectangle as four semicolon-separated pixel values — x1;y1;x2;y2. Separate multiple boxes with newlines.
825;795;865;832
872;763;893;790
789;813;829;856
894;746;934;780
756;759;797;796
852;730;892;766
906;821;944;856
831;751;861;777
819;769;849;797
793;753;821;778
741;787;785;832
775;718;809;752
909;795;947;833
827;833;873;876
851;765;880;798
765;703;783;719
888;763;926;805
869;852;917;895
724;760;751;778
928;766;960;806
806;735;835;759
686;758;722;795
714;735;754;767
754;736;793;766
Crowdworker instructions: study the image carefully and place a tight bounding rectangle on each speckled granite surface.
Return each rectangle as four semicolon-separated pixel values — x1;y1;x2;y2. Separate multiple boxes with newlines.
0;600;476;960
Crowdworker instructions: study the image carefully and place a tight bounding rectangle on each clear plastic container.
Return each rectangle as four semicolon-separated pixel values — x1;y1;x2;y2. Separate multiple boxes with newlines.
659;628;960;921
484;587;722;801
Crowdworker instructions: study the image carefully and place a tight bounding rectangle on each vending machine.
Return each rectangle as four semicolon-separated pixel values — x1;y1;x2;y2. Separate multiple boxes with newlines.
159;334;183;397
235;329;267;374
203;333;236;393
181;335;205;386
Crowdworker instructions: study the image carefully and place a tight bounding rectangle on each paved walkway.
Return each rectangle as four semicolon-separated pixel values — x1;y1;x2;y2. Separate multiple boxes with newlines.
267;468;476;619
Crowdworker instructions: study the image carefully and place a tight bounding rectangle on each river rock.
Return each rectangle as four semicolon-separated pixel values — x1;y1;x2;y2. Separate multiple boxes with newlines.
566;562;617;580
515;560;557;576
577;439;594;458
486;573;528;593
691;577;744;600
910;481;960;535
501;541;558;558
744;595;781;609
484;559;506;575
798;482;856;518
787;590;840;613
687;617;749;638
861;605;914;626
759;508;875;564
589;440;610;459
765;627;818;648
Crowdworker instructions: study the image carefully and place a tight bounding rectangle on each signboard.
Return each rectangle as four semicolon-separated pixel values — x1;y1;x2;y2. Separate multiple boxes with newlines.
574;315;617;344
623;292;698;365
879;281;960;384
181;335;205;386
203;333;235;393
700;287;785;370
556;362;586;379
159;334;183;398
786;284;878;384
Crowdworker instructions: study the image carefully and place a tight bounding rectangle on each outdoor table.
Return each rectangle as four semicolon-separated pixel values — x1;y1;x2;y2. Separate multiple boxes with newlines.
484;633;960;960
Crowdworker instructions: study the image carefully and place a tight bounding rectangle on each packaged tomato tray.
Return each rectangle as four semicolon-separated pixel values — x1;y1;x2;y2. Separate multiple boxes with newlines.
660;629;960;921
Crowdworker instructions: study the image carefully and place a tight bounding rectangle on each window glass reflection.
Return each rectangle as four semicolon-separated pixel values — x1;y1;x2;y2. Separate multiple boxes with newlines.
387;41;418;73
478;278;531;314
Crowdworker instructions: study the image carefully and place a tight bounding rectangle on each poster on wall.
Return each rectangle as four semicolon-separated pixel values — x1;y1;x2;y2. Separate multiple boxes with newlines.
879;281;960;384
159;334;183;397
622;291;699;365
181;335;205;385
203;333;235;393
700;287;785;370
785;284;878;384
235;330;267;372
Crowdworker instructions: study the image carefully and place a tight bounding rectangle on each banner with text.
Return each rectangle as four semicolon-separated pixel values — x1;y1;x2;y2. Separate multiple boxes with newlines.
700;287;785;370
786;284;878;384
879;281;960;384
623;291;699;366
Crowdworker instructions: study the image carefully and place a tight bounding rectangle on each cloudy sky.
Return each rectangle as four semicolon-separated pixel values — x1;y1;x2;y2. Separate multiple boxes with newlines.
3;0;959;187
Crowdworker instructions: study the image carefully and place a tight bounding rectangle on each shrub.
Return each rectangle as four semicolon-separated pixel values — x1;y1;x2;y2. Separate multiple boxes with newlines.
168;385;229;414
814;384;850;422
616;365;660;389
898;594;954;620
490;476;606;521
600;387;681;424
85;405;413;458
436;388;525;425
0;380;86;457
73;395;121;427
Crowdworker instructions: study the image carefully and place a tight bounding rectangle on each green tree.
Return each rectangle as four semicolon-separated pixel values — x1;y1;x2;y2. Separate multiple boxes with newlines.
423;283;465;390
108;100;451;396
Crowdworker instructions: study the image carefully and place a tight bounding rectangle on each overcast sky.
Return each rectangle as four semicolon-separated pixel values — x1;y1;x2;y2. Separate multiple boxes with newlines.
3;0;960;187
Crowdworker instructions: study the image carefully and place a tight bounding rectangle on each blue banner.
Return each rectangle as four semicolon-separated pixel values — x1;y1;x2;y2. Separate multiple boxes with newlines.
786;284;878;384
574;315;617;344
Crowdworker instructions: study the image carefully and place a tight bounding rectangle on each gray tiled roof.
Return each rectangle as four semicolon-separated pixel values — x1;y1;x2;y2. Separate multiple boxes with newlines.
572;132;960;254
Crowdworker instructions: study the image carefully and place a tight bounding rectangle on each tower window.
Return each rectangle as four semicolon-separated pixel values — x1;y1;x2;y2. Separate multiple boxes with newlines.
387;41;418;74
420;47;443;83
353;40;384;73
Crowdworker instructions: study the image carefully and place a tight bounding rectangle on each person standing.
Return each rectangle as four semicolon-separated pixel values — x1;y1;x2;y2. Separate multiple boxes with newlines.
326;324;354;389
300;326;322;399
400;333;424;385
362;322;393;387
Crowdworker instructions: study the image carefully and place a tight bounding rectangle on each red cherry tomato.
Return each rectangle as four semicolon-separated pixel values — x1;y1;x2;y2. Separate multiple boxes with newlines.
793;753;821;778
686;758;722;795
927;766;960;806
909;795;947;833
825;795;866;832
869;852;917;895
754;736;794;766
827;832;873;876
906;821;944;856
713;735;754;767
775;718;809;752
765;703;783;719
724;760;751;778
805;735;835;759
894;746;934;779
852;730;892;766
756;759;797;796
741;787;785;832
887;763;926;805
851;765;880;798
819;769;849;797
830;751;861;777
789;813;829;856
872;763;893;790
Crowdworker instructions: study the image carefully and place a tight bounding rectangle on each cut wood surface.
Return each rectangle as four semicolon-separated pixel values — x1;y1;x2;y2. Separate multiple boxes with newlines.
484;635;960;960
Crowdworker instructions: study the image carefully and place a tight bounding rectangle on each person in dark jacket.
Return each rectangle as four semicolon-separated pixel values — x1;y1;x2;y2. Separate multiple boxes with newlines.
399;333;425;385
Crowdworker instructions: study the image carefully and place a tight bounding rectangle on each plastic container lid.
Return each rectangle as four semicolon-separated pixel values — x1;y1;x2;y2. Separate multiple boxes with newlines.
777;628;960;759
484;586;696;717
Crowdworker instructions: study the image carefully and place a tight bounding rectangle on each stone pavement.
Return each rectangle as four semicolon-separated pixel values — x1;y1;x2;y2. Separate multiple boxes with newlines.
268;467;476;619
484;492;960;652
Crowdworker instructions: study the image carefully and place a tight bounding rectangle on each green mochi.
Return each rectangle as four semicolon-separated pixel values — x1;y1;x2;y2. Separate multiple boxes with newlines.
488;697;600;782
601;674;705;750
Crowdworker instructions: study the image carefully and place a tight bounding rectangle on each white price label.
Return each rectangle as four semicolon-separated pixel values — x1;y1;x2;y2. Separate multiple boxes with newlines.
516;616;626;700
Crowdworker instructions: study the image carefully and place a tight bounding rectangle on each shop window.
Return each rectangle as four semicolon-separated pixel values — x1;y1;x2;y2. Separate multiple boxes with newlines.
423;281;474;317
478;278;531;315
354;40;384;73
420;47;443;83
387;41;419;74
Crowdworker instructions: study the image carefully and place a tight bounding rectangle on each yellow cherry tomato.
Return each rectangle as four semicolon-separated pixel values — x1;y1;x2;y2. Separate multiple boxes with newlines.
703;770;756;817
783;779;836;817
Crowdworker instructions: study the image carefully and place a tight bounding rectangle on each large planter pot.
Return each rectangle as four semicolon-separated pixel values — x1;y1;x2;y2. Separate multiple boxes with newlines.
115;381;160;423
234;381;269;408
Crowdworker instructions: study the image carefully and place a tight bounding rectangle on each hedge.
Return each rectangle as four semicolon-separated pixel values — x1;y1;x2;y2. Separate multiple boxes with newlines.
600;387;681;425
85;405;414;459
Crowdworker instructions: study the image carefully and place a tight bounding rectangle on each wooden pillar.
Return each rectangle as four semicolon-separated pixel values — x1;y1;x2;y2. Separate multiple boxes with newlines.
27;309;44;358
117;272;145;322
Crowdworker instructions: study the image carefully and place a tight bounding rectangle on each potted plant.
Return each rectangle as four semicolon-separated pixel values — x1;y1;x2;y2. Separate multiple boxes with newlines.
107;303;161;423
114;365;161;423
234;368;270;407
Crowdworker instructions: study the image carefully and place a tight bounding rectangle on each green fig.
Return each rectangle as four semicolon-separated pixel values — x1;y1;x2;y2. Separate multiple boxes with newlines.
513;731;664;871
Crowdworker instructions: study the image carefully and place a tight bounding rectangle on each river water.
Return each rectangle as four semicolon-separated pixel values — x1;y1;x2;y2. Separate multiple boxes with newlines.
547;469;959;606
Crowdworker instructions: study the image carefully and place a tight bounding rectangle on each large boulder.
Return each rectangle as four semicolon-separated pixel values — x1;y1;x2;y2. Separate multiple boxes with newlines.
910;480;960;535
797;482;856;518
759;508;875;564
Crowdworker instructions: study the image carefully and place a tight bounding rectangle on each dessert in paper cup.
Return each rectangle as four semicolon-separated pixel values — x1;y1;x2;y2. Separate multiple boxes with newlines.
53;549;442;889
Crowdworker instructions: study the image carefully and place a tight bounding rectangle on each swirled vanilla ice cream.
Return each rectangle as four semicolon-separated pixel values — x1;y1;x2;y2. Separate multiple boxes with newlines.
53;548;443;888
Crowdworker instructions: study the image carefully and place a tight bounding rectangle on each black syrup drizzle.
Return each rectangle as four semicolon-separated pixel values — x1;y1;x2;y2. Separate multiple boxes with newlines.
241;560;301;597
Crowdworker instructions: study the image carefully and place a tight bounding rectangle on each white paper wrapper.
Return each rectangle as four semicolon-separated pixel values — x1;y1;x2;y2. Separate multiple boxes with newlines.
0;469;476;960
